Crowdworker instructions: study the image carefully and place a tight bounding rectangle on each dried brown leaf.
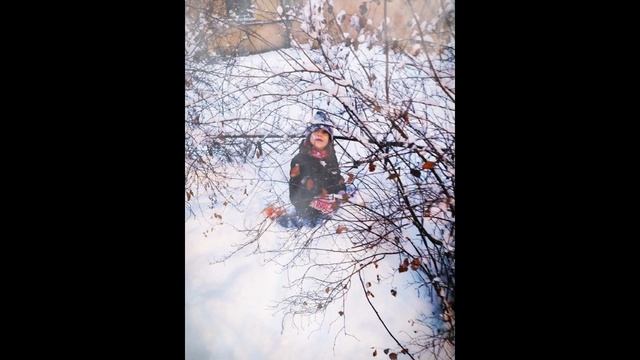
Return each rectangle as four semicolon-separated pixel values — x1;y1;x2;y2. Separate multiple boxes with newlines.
422;161;435;170
346;173;355;183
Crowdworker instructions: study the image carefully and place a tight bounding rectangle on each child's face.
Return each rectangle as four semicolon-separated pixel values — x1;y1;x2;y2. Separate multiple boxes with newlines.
310;129;330;150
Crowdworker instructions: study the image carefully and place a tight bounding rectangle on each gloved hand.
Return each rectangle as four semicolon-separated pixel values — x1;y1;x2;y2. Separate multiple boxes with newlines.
336;190;350;202
309;197;337;214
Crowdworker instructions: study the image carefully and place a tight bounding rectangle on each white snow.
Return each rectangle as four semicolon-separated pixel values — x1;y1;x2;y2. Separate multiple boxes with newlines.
186;9;455;356
186;190;431;359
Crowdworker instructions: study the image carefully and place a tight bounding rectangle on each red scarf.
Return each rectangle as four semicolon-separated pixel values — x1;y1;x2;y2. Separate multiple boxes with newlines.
309;148;328;159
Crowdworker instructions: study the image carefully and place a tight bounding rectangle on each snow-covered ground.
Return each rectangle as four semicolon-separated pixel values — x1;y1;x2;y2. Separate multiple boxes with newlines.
186;40;454;358
186;187;433;359
184;156;439;359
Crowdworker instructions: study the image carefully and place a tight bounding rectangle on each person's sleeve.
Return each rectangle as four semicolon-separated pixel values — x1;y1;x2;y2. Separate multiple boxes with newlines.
325;152;346;194
336;169;347;193
289;157;314;209
289;158;301;203
326;165;346;194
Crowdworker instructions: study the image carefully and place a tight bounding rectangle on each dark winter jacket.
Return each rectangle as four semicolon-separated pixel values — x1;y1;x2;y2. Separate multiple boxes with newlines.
289;141;346;218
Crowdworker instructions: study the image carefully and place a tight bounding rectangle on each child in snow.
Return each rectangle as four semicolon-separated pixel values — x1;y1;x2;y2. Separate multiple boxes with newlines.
285;110;346;226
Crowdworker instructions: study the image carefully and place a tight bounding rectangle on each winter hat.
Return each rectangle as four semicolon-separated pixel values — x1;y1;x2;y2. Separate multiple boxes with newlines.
304;110;334;140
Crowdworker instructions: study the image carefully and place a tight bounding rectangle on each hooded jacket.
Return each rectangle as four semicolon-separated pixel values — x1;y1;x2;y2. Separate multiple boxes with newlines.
289;140;346;217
